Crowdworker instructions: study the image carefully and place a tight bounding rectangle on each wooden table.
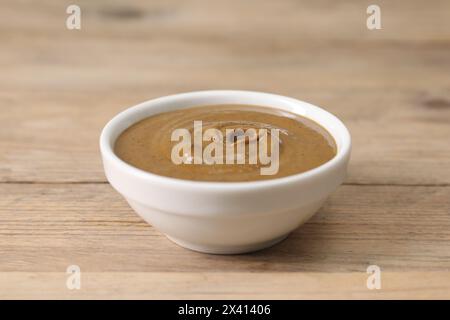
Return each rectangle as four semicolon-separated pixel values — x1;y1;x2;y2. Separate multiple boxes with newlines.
1;0;449;299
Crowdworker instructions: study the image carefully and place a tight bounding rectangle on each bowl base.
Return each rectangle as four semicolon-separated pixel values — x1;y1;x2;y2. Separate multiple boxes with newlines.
165;234;290;254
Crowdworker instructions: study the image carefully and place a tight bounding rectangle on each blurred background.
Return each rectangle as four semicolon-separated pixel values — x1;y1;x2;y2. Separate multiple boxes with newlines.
1;0;449;184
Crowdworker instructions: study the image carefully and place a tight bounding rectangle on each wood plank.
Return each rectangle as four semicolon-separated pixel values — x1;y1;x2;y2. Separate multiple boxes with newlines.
1;183;449;273
2;5;450;93
1;89;449;184
1;1;449;184
1;271;449;299
2;0;450;41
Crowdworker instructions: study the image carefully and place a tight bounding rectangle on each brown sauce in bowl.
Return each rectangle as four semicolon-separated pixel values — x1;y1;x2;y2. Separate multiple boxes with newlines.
114;105;336;182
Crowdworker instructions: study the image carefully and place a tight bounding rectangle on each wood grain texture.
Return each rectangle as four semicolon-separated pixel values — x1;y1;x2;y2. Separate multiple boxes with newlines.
1;89;449;184
1;272;450;299
0;0;449;299
1;0;449;185
1;184;449;273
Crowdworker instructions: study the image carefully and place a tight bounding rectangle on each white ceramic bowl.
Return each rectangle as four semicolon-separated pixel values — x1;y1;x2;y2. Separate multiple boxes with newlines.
100;90;351;254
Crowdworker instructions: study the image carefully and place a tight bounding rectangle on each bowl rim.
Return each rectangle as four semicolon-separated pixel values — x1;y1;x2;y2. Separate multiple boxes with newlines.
100;90;351;191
